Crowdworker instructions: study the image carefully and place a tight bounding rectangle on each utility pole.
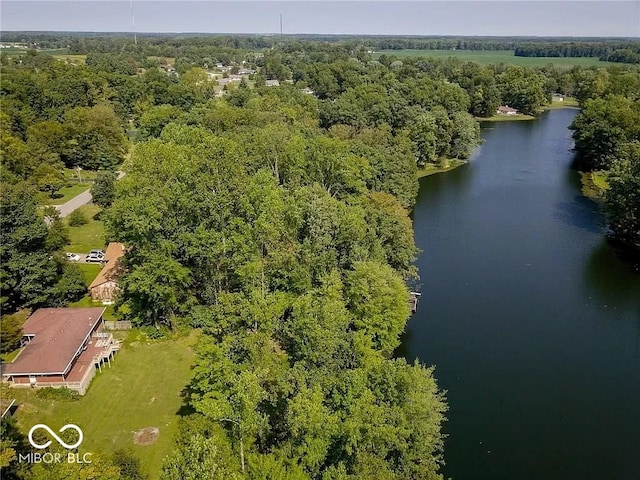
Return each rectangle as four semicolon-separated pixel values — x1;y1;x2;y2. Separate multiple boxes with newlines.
130;0;137;45
280;13;283;39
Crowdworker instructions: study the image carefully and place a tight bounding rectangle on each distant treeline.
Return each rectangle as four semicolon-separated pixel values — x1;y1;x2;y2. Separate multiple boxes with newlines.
3;32;640;63
514;41;640;64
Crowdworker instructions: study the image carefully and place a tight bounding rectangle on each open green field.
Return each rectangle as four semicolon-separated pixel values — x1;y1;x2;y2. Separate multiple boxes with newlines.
8;331;198;479
65;204;106;254
374;49;618;67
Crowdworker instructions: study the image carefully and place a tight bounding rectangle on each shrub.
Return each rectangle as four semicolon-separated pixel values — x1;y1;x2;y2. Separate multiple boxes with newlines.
112;449;148;480
35;387;80;402
68;209;88;226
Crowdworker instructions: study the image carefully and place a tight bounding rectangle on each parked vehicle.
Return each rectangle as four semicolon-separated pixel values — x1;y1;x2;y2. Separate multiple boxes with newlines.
89;249;105;256
86;253;105;263
65;253;81;261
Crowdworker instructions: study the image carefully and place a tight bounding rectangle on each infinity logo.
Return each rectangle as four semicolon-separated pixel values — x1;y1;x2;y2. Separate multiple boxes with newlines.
28;424;83;450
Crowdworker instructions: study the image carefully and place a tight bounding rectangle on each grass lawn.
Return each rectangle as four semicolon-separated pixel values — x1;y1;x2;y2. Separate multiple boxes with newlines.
580;171;609;200
417;159;467;178
64;168;98;182
9;330;198;479
67;297;117;320
65;205;106;254
75;263;103;285
374;49;618;67
477;114;536;122
1;348;23;363
49;183;92;205
544;97;580;109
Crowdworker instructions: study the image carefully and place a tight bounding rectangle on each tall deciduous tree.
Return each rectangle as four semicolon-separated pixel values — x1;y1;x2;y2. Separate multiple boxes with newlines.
62;104;127;170
91;170;118;208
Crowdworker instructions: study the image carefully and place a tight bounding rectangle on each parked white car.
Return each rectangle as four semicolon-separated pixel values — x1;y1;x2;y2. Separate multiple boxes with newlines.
66;253;81;261
85;252;105;263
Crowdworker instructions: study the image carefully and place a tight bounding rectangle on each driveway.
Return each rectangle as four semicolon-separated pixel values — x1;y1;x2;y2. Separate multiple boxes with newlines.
54;171;126;218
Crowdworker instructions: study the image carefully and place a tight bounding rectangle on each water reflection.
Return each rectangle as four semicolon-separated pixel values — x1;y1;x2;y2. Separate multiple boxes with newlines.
583;240;640;323
553;196;603;233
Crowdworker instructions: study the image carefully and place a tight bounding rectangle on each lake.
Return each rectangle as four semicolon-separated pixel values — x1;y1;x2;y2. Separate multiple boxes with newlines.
407;108;640;480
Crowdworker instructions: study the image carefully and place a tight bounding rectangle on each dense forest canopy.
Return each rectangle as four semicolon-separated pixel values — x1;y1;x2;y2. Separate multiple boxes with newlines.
1;33;639;479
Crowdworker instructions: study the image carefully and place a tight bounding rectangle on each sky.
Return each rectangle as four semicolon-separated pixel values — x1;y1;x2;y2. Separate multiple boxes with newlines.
1;1;639;37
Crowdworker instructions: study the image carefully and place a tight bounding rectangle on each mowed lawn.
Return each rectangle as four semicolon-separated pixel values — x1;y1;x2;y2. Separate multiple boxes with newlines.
374;49;618;67
65;204;107;254
49;183;92;205
9;331;198;479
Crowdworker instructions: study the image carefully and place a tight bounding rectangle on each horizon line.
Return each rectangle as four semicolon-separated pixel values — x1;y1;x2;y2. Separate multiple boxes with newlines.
2;30;639;39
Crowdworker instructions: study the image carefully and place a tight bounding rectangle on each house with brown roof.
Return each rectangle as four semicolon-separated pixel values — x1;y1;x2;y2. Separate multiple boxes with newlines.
89;242;125;303
2;308;120;395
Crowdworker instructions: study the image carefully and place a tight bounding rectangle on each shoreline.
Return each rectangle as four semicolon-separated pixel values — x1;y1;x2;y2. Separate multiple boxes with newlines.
478;100;580;122
417;159;467;178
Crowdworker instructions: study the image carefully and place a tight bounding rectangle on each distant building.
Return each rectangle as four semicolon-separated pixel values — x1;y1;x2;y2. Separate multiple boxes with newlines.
265;79;280;87
552;93;564;102
89;242;125;303
301;87;315;95
218;77;241;86
497;105;518;115
2;308;120;395
238;68;255;75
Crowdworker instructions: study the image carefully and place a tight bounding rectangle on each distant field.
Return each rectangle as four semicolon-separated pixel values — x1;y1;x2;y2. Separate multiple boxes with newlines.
374;49;617;67
2;48;86;64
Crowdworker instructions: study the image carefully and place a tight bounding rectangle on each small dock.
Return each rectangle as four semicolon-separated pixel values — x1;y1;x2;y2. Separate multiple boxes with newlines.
409;292;422;313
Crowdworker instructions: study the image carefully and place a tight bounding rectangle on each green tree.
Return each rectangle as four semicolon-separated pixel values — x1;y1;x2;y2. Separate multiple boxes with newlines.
68;209;88;227
344;261;411;356
570;95;640;171
604;146;640;247
0;313;24;353
91;170;118;208
137;104;183;139
0;183;57;311
161;434;242;480
62;104;127;170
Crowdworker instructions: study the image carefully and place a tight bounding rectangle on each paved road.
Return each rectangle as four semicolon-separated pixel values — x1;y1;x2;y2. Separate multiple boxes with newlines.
54;171;125;218
55;188;93;218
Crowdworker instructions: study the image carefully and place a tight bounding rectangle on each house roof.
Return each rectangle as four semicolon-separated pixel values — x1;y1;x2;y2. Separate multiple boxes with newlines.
3;308;105;376
89;242;125;289
498;105;518;113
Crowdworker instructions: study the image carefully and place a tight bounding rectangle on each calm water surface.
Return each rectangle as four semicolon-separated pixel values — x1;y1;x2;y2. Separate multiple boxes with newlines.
407;109;640;480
